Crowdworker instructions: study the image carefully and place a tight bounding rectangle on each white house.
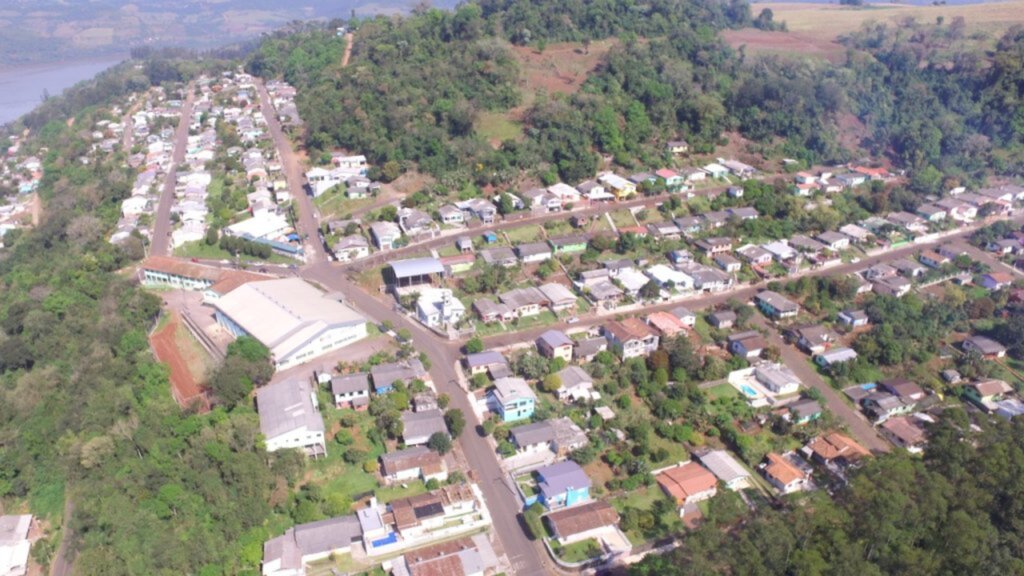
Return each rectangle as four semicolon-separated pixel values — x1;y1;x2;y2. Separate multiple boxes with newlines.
257;379;327;457
416;288;466;328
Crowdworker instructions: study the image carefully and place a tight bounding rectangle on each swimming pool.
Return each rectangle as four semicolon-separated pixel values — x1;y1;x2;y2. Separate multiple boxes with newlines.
740;385;759;398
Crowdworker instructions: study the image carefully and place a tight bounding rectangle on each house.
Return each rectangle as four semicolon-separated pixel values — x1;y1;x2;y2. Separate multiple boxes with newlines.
398;208;436;236
755;290;799;319
872;276;912;298
656;462;718;515
464;351;508;376
490;377;537;422
380;446;448;485
537;330;574;363
805;433;870;466
369;221;402;250
764;241;799;262
456;237;474;254
438;204;465;225
473;299;514;323
981;272;1014;291
257;380;327;457
937;198;977;221
647;221;682;240
371;359;431;394
727;331;767;359
794;325;839;355
394;535;495;576
737;244;773;266
536;461;592;510
880;415;929;453
0;515;32;576
702;163;729;179
919;250;950;269
539;283;578;312
673;216;703;235
728;206;760;221
553;366;595;402
666;139;690;155
671;306;697;328
962;335;1007;358
754;363;801;395
516;242;553;263
708;310;737;329
645;264;694;292
332;235;369;262
604;318;660;359
597;173;636;200
817;231;850;252
574;337;608;363
838;309;869;327
788;398;823;425
576;180;611;201
715;254;742;273
861;392;915;423
762;453;809;494
695;450;751;490
548;182;582;204
656;168;685;191
585;280;624;310
938;242;971;260
400;409;448;446
647;311;687;338
331;373;370;410
815;347;858;368
916;203;947;222
548;235;589;255
386;483;483;541
212;279;367;371
892;258;926;278
510;418;588;457
721;159;756;178
415;288;466;328
887;211;927;234
963;379;1014;411
498;285;549;315
694;237;733;256
839;223;872;243
262;515;362;576
544;501;625;552
480;246;518;268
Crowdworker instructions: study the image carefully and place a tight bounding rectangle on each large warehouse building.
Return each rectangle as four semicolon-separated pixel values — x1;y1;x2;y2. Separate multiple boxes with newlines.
212;278;367;370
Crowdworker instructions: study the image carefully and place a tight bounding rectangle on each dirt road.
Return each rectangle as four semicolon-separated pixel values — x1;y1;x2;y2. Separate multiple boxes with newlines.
342;33;354;68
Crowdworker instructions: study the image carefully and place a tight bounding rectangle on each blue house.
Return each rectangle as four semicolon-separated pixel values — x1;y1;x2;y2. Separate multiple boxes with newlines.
482;232;498;244
489;377;536;422
536;461;591;510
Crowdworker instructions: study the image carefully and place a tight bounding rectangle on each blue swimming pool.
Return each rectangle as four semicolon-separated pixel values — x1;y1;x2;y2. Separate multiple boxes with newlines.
371;533;398;548
741;385;759;398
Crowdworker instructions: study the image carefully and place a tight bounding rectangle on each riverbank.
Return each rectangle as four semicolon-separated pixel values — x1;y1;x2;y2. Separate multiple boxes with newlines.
0;57;124;125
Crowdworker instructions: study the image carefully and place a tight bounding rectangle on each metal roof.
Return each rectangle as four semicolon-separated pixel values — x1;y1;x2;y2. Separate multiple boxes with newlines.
390;257;444;279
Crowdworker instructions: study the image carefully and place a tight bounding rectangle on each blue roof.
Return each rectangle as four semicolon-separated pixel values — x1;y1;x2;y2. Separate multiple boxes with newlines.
390;257;444;278
537;461;591;499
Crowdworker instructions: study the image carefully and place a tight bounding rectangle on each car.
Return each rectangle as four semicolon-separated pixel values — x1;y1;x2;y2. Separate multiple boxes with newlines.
566;316;579;324
190;258;199;263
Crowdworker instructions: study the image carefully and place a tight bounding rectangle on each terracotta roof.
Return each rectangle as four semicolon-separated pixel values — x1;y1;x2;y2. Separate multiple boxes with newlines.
545;500;620;539
605;317;657;342
806;433;870;463
656;462;717;504
646;312;685;337
142;256;222;282
207;270;273;295
972;379;1012;397
403;537;478;576
764;453;805;486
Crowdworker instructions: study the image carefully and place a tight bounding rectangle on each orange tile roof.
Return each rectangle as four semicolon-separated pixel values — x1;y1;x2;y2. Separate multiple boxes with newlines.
545;500;620;538
207;270;273;295
606;317;657;342
807;433;870;463
764;453;806;486
142;256;222;282
656;462;718;504
646;312;685;337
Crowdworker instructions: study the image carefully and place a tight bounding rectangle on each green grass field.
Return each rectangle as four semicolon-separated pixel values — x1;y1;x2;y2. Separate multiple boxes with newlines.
476;111;523;142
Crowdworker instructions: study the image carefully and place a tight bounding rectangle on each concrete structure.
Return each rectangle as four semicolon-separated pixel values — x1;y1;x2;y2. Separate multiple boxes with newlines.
212;278;367;370
262;515;362;576
415;288;466;328
330;373;370;410
257;380;326;457
0;515;32;576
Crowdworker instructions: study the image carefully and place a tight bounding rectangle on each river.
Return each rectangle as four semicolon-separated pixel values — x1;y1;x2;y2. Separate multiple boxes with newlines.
0;58;123;125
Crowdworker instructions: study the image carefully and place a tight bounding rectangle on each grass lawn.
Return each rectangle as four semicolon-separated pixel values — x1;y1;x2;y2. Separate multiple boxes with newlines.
314;190;377;219
509;310;558;331
505;225;542;244
555;538;602;563
542;220;575;237
608;210;637;230
174;240;296;265
692;316;714;343
706;382;740;401
476;111;523;142
610;485;682;545
436;244;461;257
575;297;591;313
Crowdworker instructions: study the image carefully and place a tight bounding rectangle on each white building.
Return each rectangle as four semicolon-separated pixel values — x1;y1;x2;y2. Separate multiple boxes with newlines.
0;515;32;576
212;278;368;370
416;288;466;328
257;379;326;456
225;212;291;240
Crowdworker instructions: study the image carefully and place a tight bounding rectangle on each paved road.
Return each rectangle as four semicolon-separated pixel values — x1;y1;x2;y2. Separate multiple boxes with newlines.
751;315;890;453
150;85;196;256
255;78;326;265
302;264;550;576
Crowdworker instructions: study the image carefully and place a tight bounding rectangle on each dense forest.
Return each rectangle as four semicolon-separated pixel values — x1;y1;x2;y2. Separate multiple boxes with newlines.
630;411;1024;575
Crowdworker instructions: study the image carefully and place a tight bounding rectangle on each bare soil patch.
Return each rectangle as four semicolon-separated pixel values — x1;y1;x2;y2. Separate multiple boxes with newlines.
150;311;211;412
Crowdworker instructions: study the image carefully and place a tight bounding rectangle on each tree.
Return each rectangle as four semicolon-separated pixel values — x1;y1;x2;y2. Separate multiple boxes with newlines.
541;373;562;393
427;432;452;454
639;280;661;301
465;336;484;354
444;408;466;437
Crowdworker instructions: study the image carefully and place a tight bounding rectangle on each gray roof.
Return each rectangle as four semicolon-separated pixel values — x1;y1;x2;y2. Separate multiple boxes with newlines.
574;337;607;358
538;330;573;349
390;257;444;278
516;242;552;258
371;359;428;392
537;461;591;499
293;515;362;556
539;283;577;305
965;335;1006;355
380;445;441;475
465;351;508;369
671;306;695;320
555;365;593;390
480;246;517;264
697;450;750;484
510;421;555;447
500;287;548;309
492;377;536;404
331;373;369;395
256;380;325;440
789;399;823;419
401;409;448;442
756;290;799;313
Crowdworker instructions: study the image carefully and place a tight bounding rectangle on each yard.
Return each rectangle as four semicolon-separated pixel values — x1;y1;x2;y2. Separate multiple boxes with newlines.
504;225;543;244
174;240;297;265
610;485;682;545
608;210;638;230
553;538;603;563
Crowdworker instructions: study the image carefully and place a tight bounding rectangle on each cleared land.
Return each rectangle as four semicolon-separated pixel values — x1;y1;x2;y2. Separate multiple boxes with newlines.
727;1;1024;60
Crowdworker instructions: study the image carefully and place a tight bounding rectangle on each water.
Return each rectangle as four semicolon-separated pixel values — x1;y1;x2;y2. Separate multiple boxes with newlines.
0;58;123;125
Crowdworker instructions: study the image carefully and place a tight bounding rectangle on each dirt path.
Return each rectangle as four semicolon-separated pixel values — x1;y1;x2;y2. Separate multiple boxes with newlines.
30;193;41;226
341;33;354;68
150;312;210;412
49;499;74;576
